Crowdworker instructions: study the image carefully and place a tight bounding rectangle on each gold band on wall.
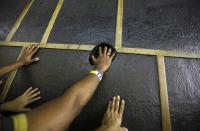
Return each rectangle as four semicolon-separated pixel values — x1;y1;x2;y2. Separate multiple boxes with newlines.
40;0;64;47
115;0;124;48
157;56;172;131
0;0;35;102
5;0;35;42
1;41;200;59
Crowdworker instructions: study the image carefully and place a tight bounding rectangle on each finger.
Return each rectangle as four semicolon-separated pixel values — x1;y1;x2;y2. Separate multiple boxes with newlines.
107;101;111;112
30;45;39;56
21;46;27;52
29;91;41;99
0;80;3;85
26;45;31;51
103;46;108;56
98;47;103;56
23;87;33;96
92;55;97;63
30;57;40;63
114;95;120;113
111;96;116;112
119;100;125;117
28;96;41;104
121;127;128;131
110;52;116;60
28;44;35;53
27;88;39;96
107;48;112;56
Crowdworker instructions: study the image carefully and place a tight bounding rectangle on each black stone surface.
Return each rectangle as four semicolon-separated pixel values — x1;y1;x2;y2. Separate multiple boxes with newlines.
12;0;58;42
48;0;117;45
0;46;20;94
5;49;161;131
0;0;27;41
166;58;200;131
123;0;200;52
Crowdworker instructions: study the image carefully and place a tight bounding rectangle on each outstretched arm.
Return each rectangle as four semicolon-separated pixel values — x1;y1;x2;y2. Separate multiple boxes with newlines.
66;46;115;110
27;46;116;131
0;44;39;77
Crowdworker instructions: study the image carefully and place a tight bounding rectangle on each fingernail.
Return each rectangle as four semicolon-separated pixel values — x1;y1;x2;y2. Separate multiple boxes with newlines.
34;58;40;61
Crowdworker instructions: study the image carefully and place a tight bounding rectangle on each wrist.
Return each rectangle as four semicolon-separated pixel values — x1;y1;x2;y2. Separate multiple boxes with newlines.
90;69;104;81
16;60;25;67
94;67;106;73
0;102;10;111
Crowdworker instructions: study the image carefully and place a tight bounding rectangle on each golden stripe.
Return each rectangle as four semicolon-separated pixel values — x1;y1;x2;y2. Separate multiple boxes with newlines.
1;41;200;59
118;47;200;59
0;70;18;102
5;0;35;42
40;0;64;47
0;49;23;102
115;0;123;48
157;56;172;131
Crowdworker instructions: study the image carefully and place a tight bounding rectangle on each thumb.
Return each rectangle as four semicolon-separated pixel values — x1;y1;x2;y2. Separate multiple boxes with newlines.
30;57;40;63
92;55;97;63
0;80;3;85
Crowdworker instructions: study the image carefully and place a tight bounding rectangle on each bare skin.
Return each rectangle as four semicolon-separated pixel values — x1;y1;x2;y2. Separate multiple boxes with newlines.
0;44;41;112
26;46;116;131
96;96;128;131
0;44;39;77
0;87;41;112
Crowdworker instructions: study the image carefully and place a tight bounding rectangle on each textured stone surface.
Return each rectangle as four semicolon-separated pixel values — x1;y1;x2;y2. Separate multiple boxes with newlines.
48;0;117;45
166;57;200;131
0;46;20;95
123;0;200;52
12;0;58;42
0;0;27;41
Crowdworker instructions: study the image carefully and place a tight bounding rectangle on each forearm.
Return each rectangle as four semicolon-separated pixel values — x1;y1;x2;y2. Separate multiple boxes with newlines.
64;73;100;110
0;61;23;77
0;101;14;112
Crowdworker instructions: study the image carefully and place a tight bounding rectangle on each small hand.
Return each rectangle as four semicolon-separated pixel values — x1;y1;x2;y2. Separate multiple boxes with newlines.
18;44;40;66
92;46;116;72
0;87;41;112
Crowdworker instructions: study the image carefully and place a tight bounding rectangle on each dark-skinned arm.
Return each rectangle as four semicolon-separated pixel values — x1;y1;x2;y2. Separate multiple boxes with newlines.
64;46;115;112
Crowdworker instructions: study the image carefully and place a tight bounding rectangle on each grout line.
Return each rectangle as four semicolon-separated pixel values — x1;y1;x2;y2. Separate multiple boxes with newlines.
40;0;64;47
1;41;200;59
5;0;35;42
115;0;123;48
157;56;172;131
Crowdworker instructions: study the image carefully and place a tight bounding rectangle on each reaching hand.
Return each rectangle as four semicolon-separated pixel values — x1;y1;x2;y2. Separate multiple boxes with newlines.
18;44;40;66
0;87;41;112
92;46;116;72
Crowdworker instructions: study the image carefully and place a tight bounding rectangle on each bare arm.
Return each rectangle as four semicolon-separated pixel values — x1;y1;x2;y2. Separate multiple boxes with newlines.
0;44;40;77
0;61;23;77
64;46;115;112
